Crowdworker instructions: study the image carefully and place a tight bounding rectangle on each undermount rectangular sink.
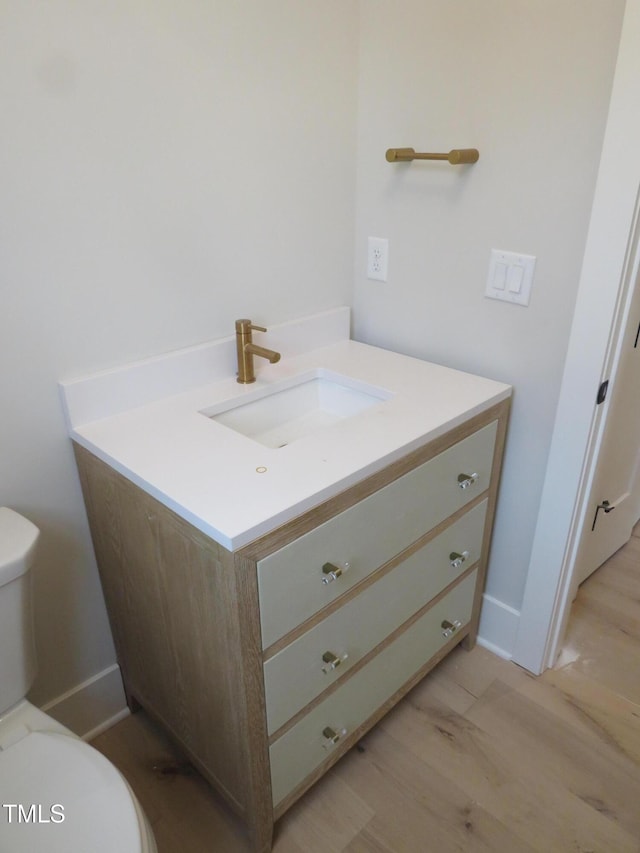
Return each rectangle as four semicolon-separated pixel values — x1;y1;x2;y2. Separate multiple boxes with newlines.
202;371;392;449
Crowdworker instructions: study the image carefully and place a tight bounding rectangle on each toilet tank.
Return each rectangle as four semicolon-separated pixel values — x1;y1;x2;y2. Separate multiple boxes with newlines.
0;508;39;715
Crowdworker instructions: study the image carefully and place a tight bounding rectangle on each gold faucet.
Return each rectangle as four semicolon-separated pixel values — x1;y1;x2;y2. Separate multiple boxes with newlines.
235;319;281;384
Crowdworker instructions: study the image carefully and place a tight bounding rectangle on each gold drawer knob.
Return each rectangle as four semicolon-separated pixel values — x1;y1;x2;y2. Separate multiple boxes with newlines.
441;619;462;639
321;650;349;673
449;550;470;569
322;561;350;585
457;472;479;490
322;726;347;748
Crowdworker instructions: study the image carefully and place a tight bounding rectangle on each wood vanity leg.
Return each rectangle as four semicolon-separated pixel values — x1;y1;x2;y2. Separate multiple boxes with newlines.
462;399;511;654
461;630;477;651
248;816;274;853
121;676;142;713
234;554;276;853
461;590;483;650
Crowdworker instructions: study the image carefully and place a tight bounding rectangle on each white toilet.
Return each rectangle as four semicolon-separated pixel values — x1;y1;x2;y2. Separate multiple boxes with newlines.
0;507;158;853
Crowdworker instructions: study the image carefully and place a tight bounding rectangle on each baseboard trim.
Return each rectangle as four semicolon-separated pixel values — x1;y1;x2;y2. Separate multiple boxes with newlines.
477;593;520;660
40;663;128;740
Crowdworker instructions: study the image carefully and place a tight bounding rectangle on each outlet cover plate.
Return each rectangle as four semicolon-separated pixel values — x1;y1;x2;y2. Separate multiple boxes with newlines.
485;249;536;306
367;237;389;282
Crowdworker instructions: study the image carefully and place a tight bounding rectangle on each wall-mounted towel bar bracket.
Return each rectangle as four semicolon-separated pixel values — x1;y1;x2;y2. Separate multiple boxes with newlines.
386;147;479;165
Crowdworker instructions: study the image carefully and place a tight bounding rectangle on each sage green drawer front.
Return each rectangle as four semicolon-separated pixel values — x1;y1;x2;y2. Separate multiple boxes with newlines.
258;421;497;649
269;569;477;807
263;500;487;735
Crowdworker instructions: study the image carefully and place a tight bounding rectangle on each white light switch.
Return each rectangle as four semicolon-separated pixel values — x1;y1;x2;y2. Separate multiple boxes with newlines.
485;250;536;306
494;262;508;290
507;264;524;293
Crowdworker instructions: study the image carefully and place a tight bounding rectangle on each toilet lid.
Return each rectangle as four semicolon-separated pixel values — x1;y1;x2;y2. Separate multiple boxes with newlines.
0;730;143;852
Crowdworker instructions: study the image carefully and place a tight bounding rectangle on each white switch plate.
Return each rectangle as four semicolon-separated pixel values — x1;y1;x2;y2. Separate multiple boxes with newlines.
367;237;389;282
485;249;536;306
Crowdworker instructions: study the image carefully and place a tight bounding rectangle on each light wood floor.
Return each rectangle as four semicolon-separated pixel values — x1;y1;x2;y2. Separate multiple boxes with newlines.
92;531;640;852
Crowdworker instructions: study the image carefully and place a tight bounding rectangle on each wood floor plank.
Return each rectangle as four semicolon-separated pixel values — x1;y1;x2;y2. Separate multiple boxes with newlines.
334;723;536;853
423;642;533;701
343;829;395;853
412;646;512;716
273;771;373;852
579;566;640;633
464;679;640;841
559;599;640;706
539;666;640;764
92;712;250;853
378;679;639;853
587;534;640;590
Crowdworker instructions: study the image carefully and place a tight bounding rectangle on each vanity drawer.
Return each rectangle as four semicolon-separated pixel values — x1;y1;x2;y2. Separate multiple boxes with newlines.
264;500;487;735
258;421;496;648
269;569;477;807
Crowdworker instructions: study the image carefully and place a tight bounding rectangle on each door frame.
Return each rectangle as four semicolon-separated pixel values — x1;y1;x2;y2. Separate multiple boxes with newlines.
512;0;640;675
569;208;640;595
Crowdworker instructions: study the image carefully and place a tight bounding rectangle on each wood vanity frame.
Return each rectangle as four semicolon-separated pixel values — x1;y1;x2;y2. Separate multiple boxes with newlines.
74;398;509;853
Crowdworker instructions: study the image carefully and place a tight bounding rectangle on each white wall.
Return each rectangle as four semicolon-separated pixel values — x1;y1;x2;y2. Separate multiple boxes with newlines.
353;0;625;652
1;1;358;720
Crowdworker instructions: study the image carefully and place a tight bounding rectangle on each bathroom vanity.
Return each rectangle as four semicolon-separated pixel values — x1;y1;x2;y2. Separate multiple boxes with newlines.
62;309;510;852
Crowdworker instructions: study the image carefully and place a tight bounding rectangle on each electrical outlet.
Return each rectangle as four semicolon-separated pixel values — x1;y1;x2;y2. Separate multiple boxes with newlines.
367;237;389;282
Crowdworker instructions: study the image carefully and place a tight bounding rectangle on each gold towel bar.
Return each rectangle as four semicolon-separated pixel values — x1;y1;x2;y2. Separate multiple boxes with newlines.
386;148;479;165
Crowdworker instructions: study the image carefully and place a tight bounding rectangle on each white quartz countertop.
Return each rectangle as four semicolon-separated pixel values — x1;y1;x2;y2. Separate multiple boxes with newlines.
62;311;511;550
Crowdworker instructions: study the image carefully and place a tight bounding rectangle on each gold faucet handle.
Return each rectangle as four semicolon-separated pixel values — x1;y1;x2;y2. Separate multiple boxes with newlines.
235;319;267;334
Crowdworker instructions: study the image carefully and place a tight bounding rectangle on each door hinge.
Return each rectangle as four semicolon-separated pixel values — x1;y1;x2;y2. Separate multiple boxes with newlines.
596;380;609;405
